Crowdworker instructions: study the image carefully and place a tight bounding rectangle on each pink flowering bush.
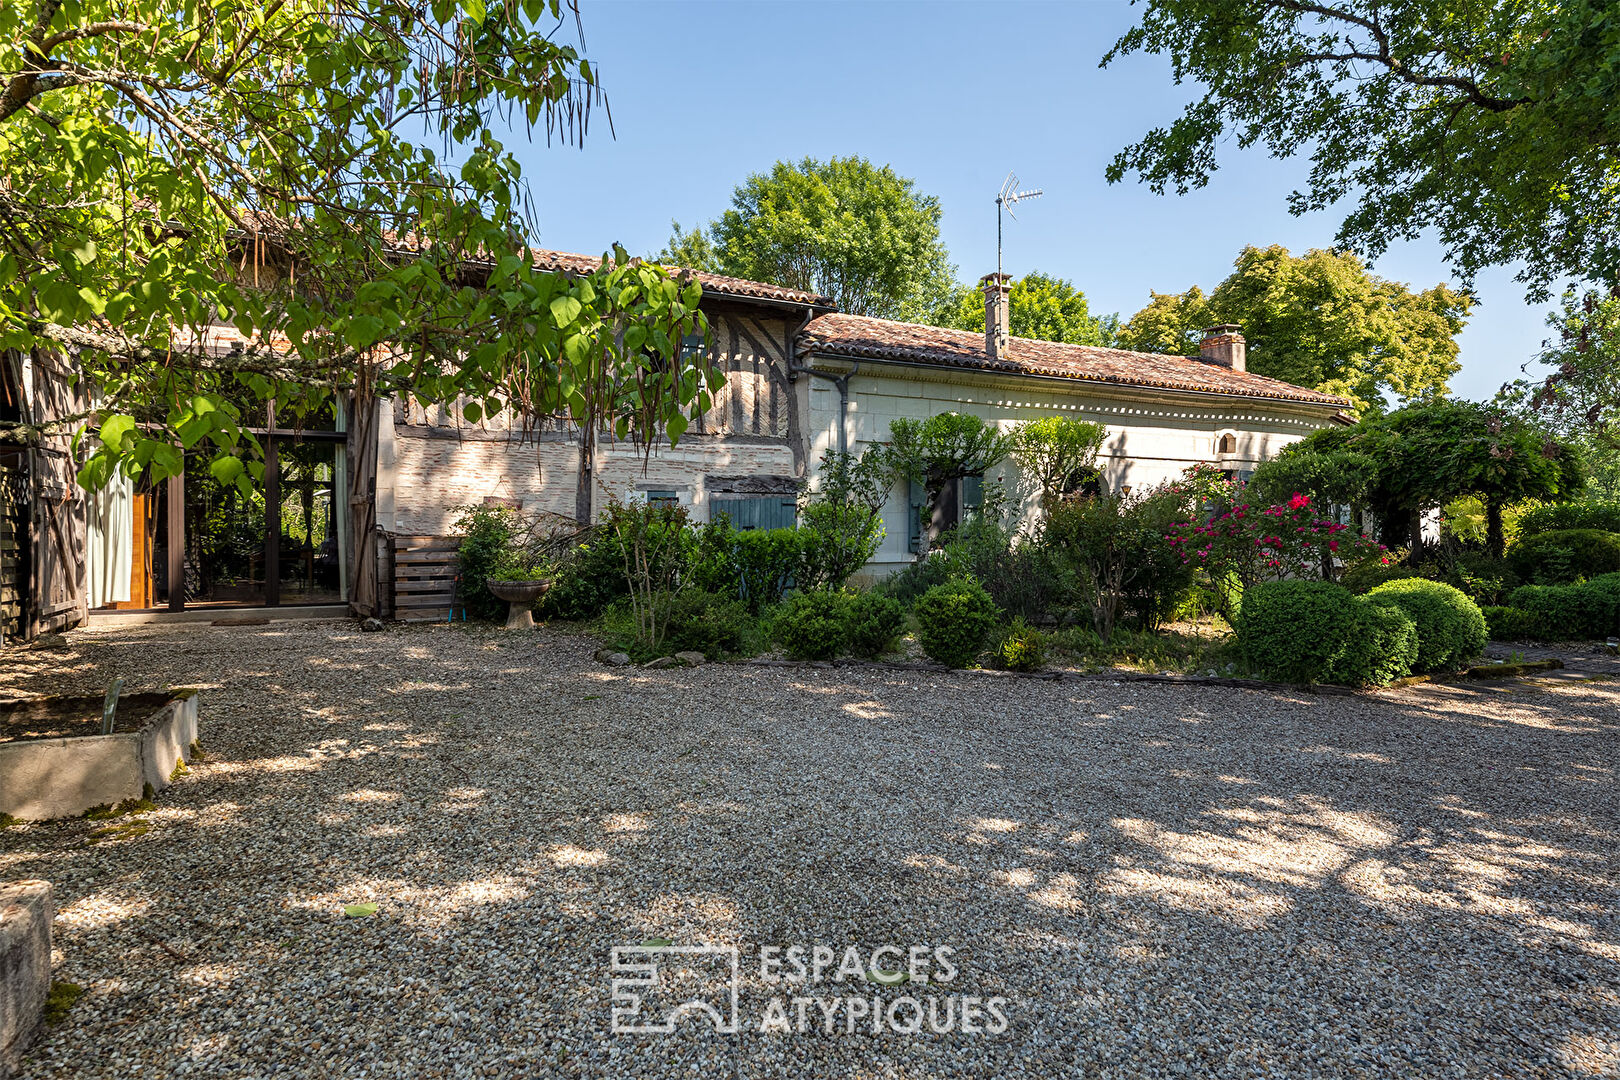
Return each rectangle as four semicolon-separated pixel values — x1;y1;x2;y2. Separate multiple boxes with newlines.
1165;492;1391;620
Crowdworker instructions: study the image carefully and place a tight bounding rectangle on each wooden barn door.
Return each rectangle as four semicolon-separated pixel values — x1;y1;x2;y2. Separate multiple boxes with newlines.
27;445;86;635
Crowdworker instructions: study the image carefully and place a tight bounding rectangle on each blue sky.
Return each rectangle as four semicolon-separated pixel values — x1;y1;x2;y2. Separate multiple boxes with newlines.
511;0;1553;401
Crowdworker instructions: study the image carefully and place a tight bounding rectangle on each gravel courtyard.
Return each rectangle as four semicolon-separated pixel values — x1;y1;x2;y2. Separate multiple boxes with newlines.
2;621;1617;1079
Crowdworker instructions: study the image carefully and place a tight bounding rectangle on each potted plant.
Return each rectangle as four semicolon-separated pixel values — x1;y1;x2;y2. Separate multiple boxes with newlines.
485;548;555;630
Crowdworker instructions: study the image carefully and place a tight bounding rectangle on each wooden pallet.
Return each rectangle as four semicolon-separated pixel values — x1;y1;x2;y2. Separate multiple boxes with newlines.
391;535;462;622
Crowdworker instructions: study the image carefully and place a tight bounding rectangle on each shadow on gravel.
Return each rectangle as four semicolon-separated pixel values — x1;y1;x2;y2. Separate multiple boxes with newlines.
1;624;1616;1078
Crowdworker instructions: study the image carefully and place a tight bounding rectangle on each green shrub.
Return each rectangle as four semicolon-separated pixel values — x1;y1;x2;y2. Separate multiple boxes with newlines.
1506;573;1620;640
1365;578;1488;672
660;590;755;658
734;529;810;612
1513;501;1620;538
1339;558;1419;595
1483;605;1543;641
685;518;741;597
1326;601;1420;687
990;618;1047;672
878;552;954;607
845;591;908;658
772;590;851;660
1426;551;1521;606
453;505;520;620
541;532;627;620
599;590;757;661
1507;529;1620;584
913;578;1001;668
1235;580;1416;686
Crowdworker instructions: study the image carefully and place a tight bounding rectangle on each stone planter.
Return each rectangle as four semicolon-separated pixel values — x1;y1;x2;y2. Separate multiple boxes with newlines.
0;692;200;821
485;579;551;630
0;880;52;1080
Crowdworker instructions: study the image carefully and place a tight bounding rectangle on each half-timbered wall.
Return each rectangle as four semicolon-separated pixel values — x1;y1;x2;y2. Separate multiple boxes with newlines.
379;307;804;538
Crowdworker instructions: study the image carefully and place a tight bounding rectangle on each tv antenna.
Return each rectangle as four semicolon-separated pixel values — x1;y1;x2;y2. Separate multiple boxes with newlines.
996;172;1043;279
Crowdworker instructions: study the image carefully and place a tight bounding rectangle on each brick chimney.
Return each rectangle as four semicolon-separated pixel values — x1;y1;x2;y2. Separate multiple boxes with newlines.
980;273;1012;359
1199;324;1246;372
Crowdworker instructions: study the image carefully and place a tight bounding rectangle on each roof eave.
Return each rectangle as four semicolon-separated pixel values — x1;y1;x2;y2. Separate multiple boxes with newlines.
800;346;1350;413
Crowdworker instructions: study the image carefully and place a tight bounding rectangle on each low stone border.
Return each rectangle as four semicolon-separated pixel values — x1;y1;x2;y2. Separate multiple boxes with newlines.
0;880;52;1080
734;655;1584;695
0;691;200;821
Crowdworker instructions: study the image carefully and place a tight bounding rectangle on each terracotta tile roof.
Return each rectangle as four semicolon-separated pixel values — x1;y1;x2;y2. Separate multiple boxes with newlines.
527;250;835;309
800;313;1350;407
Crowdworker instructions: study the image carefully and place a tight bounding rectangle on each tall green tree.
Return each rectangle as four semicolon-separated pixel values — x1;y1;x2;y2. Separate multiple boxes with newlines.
1516;288;1620;498
1116;245;1471;411
0;0;716;613
654;220;719;273
707;156;954;319
1103;0;1620;300
930;272;1119;346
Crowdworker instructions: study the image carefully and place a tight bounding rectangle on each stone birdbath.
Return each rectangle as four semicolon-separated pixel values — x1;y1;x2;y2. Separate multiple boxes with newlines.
485;579;551;630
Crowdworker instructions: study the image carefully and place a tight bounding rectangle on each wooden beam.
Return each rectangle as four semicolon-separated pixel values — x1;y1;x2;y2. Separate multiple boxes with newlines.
264;435;280;606
166;472;184;612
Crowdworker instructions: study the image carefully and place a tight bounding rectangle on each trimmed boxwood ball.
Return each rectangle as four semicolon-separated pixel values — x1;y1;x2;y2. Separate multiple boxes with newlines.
772;590;851;661
845;591;908;658
1365;578;1488;672
1506;529;1620;584
1328;601;1420;688
1235;580;1416;686
913;578;1001;669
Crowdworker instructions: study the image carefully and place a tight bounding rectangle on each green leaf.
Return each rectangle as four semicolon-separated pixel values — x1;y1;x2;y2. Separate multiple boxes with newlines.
98;414;136;452
343;903;379;918
209;456;244;486
461;0;486;23
641;938;673;948
549;295;583;326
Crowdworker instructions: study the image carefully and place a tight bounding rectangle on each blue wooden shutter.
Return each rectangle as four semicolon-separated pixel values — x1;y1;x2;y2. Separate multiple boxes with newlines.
711;496;797;531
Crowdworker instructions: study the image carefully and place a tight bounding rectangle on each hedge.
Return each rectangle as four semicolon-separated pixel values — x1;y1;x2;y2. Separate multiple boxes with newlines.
1502;573;1620;640
1513;501;1620;539
1365;578;1488;672
1506;529;1620;585
1235;580;1417;686
913;578;1000;668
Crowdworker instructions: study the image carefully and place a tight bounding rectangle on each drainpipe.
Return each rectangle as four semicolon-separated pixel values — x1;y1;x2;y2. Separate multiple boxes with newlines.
789;359;859;455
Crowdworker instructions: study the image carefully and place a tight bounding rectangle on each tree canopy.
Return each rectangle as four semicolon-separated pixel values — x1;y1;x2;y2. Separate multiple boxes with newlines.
1009;416;1109;506
929;272;1119;347
1509;288;1620;499
1;0;715;479
1257;398;1585;553
666;156;954;320
1115;245;1471;411
0;0;717;613
1104;0;1620;300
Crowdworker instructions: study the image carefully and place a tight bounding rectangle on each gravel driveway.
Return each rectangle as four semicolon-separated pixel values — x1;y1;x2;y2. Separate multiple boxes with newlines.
2;621;1617;1079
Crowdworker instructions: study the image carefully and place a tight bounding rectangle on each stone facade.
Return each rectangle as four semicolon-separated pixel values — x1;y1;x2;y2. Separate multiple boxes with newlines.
799;357;1340;575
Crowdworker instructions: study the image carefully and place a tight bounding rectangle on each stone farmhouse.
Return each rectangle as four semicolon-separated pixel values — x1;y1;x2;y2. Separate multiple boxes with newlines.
2;252;1348;635
377;257;1348;588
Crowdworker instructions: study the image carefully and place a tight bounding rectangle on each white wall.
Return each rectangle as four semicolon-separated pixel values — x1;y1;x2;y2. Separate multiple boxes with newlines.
801;360;1340;575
